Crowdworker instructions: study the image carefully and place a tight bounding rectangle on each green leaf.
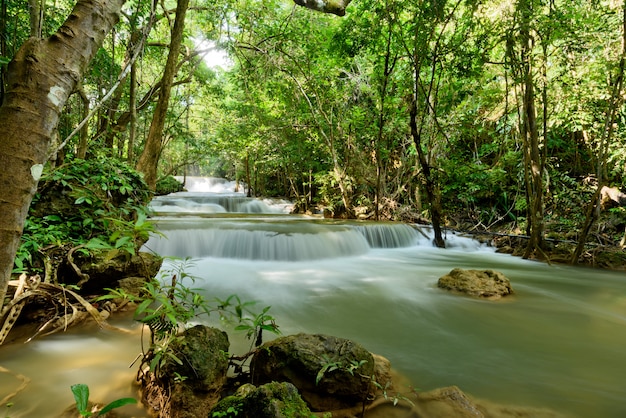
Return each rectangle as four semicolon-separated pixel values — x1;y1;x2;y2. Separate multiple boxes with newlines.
135;299;153;316
98;397;137;415
70;383;91;416
114;236;133;249
0;56;10;65
86;238;112;250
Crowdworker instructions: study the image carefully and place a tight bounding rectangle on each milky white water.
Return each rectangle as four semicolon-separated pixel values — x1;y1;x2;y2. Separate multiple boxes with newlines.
1;177;625;417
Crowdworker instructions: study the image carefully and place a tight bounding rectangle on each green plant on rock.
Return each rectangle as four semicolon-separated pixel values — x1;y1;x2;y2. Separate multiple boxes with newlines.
98;258;280;382
316;356;367;385
155;175;185;195
84;208;159;260
14;155;152;275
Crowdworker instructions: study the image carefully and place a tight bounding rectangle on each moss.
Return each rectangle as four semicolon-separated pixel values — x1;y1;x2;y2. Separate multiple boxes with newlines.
156;175;184;195
210;395;245;417
210;382;315;418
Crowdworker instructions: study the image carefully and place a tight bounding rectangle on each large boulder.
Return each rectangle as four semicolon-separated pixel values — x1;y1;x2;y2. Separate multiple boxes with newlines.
60;251;162;294
437;268;514;300
143;325;229;418
250;333;375;411
209;382;313;418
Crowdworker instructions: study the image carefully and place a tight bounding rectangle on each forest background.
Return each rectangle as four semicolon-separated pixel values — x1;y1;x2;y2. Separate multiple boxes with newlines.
1;0;626;307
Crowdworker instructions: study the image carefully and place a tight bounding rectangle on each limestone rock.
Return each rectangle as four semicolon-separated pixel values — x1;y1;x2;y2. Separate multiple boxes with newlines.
251;333;375;411
62;251;162;294
437;268;513;299
144;325;229;418
210;382;313;418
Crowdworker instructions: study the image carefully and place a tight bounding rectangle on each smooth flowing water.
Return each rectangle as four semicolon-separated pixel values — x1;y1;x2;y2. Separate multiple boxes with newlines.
1;177;625;417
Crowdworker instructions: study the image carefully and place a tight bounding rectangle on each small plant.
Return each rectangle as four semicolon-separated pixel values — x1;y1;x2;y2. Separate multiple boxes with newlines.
212;405;241;417
97;258;280;382
233;304;280;348
316;356;367;385
70;383;136;417
2;402;13;418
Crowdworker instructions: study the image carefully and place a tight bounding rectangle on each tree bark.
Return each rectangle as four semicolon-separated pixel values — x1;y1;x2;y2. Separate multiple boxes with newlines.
0;0;7;103
136;0;190;190
0;0;125;307
409;98;445;248
571;0;626;264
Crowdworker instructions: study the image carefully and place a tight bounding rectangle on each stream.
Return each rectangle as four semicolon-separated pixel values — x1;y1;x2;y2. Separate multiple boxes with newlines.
1;176;625;417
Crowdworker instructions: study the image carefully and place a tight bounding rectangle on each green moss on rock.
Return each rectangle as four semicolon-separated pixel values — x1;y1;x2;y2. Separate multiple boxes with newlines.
210;382;314;418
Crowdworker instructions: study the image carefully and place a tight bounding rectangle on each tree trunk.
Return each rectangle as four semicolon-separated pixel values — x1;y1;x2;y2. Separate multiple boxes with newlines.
409;99;445;248
514;0;545;259
136;0;190;190
28;0;42;38
76;83;90;159
571;0;626;264
0;0;125;307
128;60;138;162
0;0;7;103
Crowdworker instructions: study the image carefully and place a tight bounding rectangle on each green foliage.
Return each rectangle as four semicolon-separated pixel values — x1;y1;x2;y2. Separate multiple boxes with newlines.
98;258;279;380
155;176;185;195
315;356;367;385
212;402;242;417
14;156;152;273
233;304;279;348
70;383;136;417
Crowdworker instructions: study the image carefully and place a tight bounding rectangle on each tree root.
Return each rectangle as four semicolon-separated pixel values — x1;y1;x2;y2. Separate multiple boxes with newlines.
0;274;132;346
0;365;31;405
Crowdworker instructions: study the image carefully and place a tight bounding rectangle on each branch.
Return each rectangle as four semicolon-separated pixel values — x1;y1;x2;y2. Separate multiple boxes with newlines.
293;0;352;16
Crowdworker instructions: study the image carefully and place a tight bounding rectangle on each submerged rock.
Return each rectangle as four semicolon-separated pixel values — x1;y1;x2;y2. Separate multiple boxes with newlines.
437;268;514;300
250;333;375;411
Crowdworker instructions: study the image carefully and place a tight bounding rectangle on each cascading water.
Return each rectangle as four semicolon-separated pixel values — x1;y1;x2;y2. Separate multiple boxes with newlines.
1;177;625;417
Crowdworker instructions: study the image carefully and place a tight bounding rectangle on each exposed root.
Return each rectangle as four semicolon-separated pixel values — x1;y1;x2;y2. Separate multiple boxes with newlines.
0;365;31;405
0;274;132;346
139;368;171;417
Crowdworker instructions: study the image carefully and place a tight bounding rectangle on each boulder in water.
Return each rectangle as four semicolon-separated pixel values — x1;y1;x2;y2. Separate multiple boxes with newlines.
437;268;514;300
250;333;375;411
143;325;229;417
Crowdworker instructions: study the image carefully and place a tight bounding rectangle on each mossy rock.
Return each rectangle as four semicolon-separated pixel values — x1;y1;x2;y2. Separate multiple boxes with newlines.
210;382;314;418
251;333;375;411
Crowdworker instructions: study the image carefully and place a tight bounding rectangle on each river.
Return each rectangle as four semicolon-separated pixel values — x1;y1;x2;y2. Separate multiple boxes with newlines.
1;176;625;417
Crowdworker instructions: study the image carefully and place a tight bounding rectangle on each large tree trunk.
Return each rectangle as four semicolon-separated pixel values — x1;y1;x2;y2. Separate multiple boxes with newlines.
136;0;190;190
0;0;125;307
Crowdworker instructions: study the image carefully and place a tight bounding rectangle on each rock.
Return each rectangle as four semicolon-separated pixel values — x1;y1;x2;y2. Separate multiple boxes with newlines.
437;268;513;299
250;333;375;411
210;382;313;418
63;251;162;294
143;325;229;418
600;185;626;209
